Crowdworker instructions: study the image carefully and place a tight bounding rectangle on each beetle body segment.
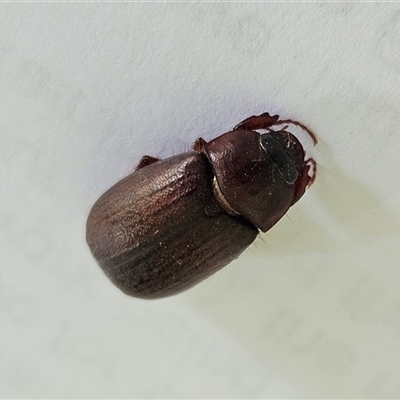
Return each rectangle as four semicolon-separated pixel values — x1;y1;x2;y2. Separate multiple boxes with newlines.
202;129;304;232
86;152;258;299
86;112;317;299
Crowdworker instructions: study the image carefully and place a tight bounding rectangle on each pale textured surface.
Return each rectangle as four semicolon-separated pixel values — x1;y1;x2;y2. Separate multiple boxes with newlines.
1;3;400;398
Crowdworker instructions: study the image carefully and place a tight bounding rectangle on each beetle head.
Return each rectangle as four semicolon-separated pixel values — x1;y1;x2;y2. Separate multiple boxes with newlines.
259;131;306;185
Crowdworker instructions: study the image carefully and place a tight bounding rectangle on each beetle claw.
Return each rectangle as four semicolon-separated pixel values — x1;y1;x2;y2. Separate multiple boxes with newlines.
290;157;317;205
305;158;317;187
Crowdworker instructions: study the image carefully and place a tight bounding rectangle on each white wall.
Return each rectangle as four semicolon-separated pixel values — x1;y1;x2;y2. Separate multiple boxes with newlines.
2;3;400;398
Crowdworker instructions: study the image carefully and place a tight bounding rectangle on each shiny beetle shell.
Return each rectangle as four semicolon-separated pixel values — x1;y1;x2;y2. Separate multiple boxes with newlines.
86;112;317;299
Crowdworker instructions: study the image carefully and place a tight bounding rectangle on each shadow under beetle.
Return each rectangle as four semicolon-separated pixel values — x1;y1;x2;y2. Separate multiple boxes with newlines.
86;112;317;299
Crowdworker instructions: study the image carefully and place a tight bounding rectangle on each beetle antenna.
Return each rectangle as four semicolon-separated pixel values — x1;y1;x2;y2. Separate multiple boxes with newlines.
273;119;318;146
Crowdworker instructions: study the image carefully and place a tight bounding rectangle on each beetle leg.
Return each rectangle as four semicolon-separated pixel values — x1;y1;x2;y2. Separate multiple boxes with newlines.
234;112;280;131
135;155;160;171
192;137;207;152
234;113;318;146
305;158;317;187
291;158;317;205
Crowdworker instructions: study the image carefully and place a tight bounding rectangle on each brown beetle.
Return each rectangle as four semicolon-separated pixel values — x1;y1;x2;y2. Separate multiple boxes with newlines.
86;113;317;299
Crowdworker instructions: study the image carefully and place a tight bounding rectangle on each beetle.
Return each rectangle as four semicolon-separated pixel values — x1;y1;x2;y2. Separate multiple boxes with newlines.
86;112;317;299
